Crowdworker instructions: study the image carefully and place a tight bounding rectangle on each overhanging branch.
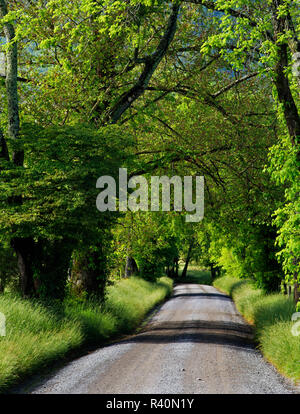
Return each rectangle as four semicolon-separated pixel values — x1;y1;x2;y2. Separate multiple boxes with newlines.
108;3;180;124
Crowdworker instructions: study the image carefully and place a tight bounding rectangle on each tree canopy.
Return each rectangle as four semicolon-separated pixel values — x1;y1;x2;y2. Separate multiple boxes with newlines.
0;0;299;301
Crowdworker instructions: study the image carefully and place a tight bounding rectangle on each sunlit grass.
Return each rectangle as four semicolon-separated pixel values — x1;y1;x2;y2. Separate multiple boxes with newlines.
178;264;212;285
0;276;172;392
213;274;300;383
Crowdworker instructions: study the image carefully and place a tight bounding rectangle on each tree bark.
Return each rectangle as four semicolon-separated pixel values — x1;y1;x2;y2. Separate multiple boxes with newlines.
0;129;9;163
283;282;287;295
124;256;138;278
10;237;35;297
294;283;299;304
0;1;38;296
286;10;300;89
174;257;179;278
0;0;23;165
181;239;194;278
210;263;217;280
70;246;107;298
272;1;300;149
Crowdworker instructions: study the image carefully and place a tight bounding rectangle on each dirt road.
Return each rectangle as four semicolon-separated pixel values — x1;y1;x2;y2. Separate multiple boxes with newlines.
26;284;297;394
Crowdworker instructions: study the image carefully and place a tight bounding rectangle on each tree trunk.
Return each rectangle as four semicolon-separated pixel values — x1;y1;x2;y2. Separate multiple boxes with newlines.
174;257;179;278
0;0;23;165
283;282;287;295
272;2;300;150
11;237;35;297
181;259;189;279
0;129;9;163
124;256;138;278
272;3;300;300
181;239;194;278
0;1;35;297
210;263;217;280
294;283;299;304
71;246;107;298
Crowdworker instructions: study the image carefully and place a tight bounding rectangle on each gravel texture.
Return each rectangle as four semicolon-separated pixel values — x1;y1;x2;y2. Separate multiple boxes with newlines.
22;284;299;394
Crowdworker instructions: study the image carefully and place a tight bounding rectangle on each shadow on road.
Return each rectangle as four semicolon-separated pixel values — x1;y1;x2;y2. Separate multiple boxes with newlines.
118;319;255;349
172;292;231;301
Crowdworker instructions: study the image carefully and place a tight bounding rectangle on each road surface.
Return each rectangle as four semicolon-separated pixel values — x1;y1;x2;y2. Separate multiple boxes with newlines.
23;284;297;394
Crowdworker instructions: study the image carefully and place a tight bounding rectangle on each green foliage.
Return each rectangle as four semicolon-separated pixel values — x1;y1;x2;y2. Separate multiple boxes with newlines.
214;274;300;382
0;123;133;298
111;212;181;281
0;0;295;301
202;221;284;292
267;133;300;283
198;0;300;285
0;123;132;242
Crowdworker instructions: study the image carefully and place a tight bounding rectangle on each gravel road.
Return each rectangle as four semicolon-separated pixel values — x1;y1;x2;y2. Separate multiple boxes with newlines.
24;284;298;394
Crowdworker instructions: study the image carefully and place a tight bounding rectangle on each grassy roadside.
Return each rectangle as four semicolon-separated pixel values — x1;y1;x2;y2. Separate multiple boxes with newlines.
177;265;212;285
213;274;300;383
0;276;172;392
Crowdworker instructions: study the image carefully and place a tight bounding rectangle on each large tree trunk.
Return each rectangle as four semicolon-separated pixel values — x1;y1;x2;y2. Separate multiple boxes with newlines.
124;256;138;278
10;237;35;297
0;0;23;165
272;2;300;303
0;129;9;162
210;263;216;280
71;246;107;298
0;1;36;297
273;41;300;149
272;1;300;159
286;9;300;89
181;239;194;279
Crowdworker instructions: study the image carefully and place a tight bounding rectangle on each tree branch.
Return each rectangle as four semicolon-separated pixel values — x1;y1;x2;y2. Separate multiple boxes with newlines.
108;3;180;124
211;72;258;98
0;73;30;83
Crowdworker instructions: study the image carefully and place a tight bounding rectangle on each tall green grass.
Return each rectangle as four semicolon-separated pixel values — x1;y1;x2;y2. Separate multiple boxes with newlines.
214;275;300;383
178;265;212;285
0;276;172;392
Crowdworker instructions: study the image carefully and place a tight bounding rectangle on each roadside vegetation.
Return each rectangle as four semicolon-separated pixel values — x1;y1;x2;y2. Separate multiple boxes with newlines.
213;274;300;383
178;265;212;285
0;276;172;392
